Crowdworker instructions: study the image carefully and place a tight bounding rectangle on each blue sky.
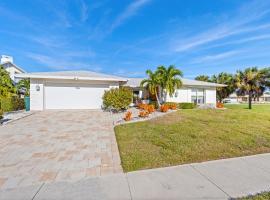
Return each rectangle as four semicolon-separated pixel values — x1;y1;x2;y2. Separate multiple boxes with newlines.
0;0;270;78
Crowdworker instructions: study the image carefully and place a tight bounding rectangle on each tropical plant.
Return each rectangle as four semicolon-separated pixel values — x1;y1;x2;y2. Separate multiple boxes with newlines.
16;78;30;96
140;70;161;107
235;67;270;109
195;75;210;82
102;87;133;111
211;72;236;102
0;65;16;97
156;65;183;102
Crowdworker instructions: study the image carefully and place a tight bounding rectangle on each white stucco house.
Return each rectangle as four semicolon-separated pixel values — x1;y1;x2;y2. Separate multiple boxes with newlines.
16;70;226;111
1;55;26;82
126;78;226;105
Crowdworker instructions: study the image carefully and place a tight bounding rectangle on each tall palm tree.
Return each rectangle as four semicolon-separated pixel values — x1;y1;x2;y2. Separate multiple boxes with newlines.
235;67;270;109
211;72;236;102
140;69;161;106
156;65;183;102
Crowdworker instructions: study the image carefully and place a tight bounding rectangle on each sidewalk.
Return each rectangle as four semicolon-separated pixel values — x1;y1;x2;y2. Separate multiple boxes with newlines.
1;153;270;200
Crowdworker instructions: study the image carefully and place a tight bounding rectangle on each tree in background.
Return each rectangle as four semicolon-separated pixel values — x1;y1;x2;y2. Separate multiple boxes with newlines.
235;67;270;109
16;78;30;96
211;72;236;102
0;65;16;97
156;65;183;102
195;75;210;82
140;69;161;107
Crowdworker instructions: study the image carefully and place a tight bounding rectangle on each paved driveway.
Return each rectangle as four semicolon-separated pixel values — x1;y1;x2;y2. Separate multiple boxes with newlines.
0;110;122;190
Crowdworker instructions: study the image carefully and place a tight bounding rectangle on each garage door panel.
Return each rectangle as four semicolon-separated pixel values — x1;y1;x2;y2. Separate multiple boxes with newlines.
45;83;109;109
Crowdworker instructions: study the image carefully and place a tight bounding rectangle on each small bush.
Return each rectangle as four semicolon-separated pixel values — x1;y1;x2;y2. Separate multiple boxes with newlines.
216;102;224;108
0;96;25;112
102;87;133;111
164;102;178;110
160;104;169;112
178;103;196;109
124;111;132;121
149;101;159;109
139;110;149;118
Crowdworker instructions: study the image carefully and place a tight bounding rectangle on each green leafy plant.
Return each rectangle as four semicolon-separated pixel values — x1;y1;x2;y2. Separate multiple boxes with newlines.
178;102;196;109
102;87;133;111
0;109;3;120
0;96;25;112
16;78;30;96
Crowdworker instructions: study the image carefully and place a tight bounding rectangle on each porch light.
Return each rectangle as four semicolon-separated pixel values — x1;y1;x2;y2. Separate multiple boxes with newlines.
36;85;40;91
175;91;178;97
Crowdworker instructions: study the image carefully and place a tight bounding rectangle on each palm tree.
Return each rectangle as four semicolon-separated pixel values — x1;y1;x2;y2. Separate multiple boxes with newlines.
235;67;270;109
156;65;183;102
140;69;161;107
211;72;236;102
16;78;30;96
195;75;210;82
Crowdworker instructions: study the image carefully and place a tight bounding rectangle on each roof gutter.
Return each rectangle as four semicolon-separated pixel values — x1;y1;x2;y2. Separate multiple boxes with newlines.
15;74;128;82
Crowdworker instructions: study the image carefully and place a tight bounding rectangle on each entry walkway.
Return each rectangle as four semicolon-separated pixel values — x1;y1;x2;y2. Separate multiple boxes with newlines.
1;153;270;200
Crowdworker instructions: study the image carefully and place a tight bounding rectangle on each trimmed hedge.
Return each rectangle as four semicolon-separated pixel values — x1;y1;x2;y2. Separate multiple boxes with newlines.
0;96;25;112
178;102;196;109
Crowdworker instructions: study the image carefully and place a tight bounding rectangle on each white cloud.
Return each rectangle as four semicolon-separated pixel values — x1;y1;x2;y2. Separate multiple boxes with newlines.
172;0;270;52
110;0;151;32
26;52;100;71
191;50;240;64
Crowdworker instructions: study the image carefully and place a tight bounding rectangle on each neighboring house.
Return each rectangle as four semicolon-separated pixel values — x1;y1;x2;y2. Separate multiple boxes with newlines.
1;55;26;82
224;92;270;103
125;78;226;105
16;71;226;111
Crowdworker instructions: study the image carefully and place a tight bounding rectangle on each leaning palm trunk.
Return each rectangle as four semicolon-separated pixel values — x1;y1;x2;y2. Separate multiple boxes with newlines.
155;92;161;107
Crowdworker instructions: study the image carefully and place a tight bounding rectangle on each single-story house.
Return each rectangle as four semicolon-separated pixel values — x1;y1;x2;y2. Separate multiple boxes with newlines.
224;92;270;103
16;70;226;111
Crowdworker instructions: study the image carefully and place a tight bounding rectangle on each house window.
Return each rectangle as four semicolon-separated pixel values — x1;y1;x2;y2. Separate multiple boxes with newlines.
191;88;205;104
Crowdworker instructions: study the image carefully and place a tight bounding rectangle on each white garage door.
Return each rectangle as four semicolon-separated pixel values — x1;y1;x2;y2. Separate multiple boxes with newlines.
45;82;109;109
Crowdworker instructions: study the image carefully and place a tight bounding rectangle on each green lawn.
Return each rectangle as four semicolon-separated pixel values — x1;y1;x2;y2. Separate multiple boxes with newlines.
115;104;270;172
236;191;270;200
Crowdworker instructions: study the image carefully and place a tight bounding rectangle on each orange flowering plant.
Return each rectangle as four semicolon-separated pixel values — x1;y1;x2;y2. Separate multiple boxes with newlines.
124;111;132;121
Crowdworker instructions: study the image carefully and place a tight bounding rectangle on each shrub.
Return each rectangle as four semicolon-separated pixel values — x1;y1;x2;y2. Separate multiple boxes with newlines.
138;103;148;110
164;102;178;110
216;102;224;108
160;104;169;112
147;104;155;113
149;101;159;109
178;103;196;109
139;110;149;118
124;111;132;121
0;96;25;112
0;110;3;120
102;87;133;111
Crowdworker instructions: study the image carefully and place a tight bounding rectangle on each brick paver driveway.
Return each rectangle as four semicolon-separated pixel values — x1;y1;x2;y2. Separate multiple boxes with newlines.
0;110;122;190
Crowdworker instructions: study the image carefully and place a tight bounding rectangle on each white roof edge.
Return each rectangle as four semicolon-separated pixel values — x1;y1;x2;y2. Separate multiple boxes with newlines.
15;73;128;82
2;62;26;73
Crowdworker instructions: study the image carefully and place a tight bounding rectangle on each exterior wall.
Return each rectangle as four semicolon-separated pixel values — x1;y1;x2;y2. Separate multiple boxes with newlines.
166;88;190;102
205;88;217;104
5;66;23;82
166;87;217;104
30;79;44;111
29;78;120;111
